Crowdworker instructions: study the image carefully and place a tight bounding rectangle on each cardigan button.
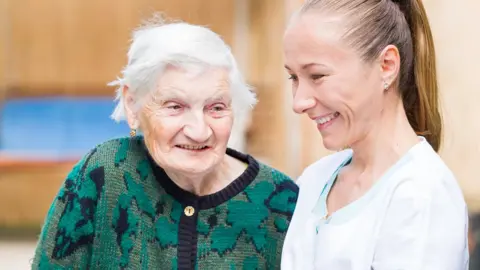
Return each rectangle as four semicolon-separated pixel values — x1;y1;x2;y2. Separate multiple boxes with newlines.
184;206;195;216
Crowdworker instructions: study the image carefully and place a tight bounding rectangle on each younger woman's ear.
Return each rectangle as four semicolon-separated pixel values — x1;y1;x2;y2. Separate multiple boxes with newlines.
122;86;139;129
379;45;401;88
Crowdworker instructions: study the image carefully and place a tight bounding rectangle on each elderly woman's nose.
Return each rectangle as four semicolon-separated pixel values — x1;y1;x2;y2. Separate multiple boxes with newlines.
183;118;212;143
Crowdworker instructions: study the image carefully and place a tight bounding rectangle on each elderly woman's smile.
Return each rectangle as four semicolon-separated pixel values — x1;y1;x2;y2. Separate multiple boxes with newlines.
175;144;210;151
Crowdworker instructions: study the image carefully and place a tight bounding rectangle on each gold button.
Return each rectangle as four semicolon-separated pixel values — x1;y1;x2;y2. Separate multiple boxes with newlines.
184;206;195;217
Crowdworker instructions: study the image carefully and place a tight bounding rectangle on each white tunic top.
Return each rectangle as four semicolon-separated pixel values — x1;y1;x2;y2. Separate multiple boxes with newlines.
282;138;469;270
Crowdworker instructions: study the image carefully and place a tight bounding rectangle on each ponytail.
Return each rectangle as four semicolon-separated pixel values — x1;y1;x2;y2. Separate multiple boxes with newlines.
397;0;442;152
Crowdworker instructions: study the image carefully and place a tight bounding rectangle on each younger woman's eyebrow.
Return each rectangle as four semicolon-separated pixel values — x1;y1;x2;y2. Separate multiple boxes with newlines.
284;63;328;70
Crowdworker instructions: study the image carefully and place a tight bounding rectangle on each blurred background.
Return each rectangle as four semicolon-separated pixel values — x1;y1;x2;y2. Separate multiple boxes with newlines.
0;0;479;269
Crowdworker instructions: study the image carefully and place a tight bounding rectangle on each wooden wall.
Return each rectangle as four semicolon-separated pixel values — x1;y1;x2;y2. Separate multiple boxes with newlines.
0;0;7;101
424;0;480;211
244;0;292;172
2;0;235;98
0;159;76;228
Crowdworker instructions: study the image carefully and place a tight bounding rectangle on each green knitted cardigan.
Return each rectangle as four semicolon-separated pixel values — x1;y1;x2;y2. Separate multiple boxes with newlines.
32;136;299;269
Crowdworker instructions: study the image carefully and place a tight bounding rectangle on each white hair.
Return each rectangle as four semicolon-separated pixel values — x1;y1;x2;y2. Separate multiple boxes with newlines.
109;17;257;123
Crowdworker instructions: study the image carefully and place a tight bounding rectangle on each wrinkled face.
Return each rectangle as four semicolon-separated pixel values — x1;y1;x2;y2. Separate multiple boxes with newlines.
283;13;386;150
138;65;233;176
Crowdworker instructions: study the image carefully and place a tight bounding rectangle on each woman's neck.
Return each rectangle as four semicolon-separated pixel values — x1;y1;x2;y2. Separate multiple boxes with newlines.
349;99;420;177
164;154;246;196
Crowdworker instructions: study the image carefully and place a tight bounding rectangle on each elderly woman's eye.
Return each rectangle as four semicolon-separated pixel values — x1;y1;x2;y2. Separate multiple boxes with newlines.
166;104;182;110
211;105;225;111
208;103;226;112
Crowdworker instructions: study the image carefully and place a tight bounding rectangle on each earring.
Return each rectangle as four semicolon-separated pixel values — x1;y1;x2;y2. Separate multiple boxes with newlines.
383;82;389;90
130;129;137;137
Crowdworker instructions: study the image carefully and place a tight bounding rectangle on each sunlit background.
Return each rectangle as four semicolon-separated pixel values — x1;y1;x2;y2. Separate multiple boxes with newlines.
1;0;479;268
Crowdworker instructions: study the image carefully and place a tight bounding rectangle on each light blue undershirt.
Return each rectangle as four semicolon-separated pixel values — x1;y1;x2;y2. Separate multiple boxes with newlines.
312;148;414;231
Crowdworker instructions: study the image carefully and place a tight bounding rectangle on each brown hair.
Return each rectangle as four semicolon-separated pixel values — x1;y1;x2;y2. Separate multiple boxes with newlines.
301;0;442;151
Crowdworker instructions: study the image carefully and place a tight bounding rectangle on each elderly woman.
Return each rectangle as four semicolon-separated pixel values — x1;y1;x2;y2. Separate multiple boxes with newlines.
32;20;299;269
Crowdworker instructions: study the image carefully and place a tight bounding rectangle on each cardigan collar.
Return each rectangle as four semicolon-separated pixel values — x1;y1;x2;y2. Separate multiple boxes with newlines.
147;146;260;209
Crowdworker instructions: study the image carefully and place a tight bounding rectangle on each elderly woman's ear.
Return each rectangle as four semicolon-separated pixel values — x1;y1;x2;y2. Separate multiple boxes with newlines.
122;85;139;130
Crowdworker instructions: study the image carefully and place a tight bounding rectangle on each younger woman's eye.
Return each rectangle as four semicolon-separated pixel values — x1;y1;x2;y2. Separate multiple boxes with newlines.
311;74;324;81
288;74;298;81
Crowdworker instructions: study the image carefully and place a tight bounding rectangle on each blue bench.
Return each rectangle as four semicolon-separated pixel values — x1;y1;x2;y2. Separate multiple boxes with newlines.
0;97;130;160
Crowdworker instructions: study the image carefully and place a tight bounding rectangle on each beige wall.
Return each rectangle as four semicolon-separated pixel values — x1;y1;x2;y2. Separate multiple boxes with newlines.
425;0;480;211
2;0;235;97
0;0;7;96
0;161;75;227
243;0;292;171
